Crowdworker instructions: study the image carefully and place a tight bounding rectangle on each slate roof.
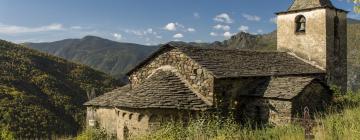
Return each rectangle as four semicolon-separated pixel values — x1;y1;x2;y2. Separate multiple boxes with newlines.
127;44;325;78
85;70;210;110
288;0;334;11
276;0;347;14
243;76;322;100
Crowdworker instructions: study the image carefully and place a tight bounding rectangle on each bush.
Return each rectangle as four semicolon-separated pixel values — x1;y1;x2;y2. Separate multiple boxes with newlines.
75;128;110;140
1;128;15;140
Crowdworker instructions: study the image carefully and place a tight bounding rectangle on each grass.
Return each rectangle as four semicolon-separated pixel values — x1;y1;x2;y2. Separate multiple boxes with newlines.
132;91;360;140
70;91;360;140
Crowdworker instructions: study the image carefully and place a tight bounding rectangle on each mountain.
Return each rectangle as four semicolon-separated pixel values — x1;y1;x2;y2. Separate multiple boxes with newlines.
348;18;360;24
211;31;277;50
0;40;121;138
25;36;159;81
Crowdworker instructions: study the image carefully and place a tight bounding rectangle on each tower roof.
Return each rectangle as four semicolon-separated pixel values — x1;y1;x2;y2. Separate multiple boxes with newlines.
288;0;334;11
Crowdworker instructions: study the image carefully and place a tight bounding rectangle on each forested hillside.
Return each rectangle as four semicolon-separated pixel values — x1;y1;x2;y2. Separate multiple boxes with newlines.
0;40;121;138
25;36;159;81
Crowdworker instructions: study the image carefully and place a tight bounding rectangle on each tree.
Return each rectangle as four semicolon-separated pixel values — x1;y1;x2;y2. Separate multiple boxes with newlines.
355;0;360;13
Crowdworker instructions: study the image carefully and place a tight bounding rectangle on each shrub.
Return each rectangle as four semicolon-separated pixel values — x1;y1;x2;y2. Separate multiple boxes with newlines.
0;128;15;140
75;128;111;140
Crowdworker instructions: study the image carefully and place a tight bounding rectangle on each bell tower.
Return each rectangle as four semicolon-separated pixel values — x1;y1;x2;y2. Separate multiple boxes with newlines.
276;0;348;92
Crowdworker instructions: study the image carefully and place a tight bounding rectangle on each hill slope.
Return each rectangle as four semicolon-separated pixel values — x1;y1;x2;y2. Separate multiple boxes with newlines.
25;36;159;80
0;40;121;138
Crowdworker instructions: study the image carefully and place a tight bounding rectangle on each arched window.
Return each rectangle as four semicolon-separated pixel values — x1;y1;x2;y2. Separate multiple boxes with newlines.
295;15;306;33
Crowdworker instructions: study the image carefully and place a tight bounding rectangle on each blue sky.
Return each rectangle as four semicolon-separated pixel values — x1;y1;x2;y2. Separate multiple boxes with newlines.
0;0;357;45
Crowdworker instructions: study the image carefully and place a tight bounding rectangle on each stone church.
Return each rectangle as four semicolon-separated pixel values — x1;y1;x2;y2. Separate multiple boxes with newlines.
84;0;348;139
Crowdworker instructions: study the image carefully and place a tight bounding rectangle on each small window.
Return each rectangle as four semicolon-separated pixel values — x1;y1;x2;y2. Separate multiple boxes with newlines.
138;114;144;122
129;114;133;120
295;15;306;33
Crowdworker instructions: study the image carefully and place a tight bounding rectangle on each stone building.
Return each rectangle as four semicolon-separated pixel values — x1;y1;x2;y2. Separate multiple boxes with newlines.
84;0;347;139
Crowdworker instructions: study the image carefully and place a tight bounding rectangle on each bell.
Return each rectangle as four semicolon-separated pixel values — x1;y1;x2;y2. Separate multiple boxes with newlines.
299;22;306;32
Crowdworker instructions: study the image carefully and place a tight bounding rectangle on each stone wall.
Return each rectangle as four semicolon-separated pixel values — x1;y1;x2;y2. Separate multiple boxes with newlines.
213;77;292;125
129;48;214;102
291;82;332;118
87;107;200;140
86;107;118;137
213;77;331;125
325;9;348;92
237;98;293;125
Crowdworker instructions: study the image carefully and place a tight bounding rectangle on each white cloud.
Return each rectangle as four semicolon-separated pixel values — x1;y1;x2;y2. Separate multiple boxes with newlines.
242;14;261;21
156;35;162;39
238;25;249;32
257;29;264;33
187;28;196;32
70;26;82;30
113;33;122;40
173;33;184;38
147;28;153;34
0;23;64;34
193;12;200;18
164;23;177;31
213;24;230;31
125;28;157;36
223;32;234;38
210;32;218;36
214;13;233;24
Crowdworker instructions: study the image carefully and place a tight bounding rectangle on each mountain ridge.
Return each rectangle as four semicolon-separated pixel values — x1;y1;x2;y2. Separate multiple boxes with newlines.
25;36;160;81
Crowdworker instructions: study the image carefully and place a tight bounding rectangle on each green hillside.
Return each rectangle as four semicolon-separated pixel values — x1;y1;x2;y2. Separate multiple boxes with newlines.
25;36;159;81
0;40;121;138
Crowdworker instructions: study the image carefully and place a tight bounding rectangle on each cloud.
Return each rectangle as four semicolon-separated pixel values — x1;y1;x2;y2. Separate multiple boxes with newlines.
113;33;122;40
242;14;261;21
257;29;264;33
223;32;234;38
187;28;196;32
238;25;249;32
193;12;200;18
173;33;184;38
164;23;177;31
213;24;230;31
0;23;64;34
214;13;233;24
125;28;157;36
210;32;218;36
70;26;83;30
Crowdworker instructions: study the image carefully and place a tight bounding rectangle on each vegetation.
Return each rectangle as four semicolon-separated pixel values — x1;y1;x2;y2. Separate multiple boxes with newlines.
24;36;159;80
75;128;110;140
355;0;360;13
132;91;360;140
0;40;121;138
